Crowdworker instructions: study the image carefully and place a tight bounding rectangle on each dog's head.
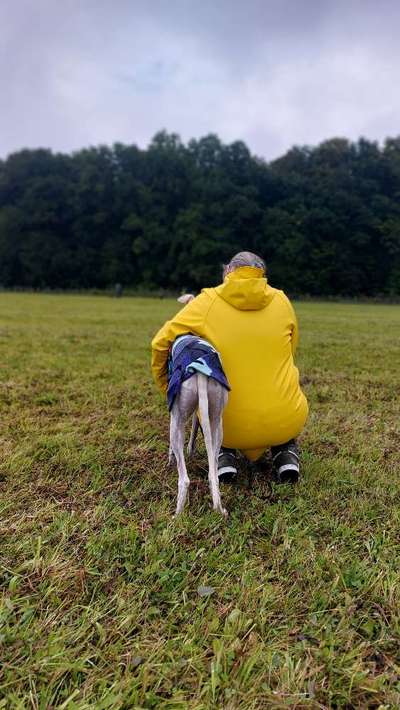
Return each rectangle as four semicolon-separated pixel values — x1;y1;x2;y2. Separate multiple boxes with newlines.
177;294;195;305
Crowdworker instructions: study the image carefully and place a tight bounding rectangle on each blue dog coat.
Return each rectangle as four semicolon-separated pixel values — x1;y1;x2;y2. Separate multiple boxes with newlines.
167;334;230;410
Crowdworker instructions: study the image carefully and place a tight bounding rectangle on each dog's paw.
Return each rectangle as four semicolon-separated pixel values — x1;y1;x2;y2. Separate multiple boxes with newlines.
214;505;228;518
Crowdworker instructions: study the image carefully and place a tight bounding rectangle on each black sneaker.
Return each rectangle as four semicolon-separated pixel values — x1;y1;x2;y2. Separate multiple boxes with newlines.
218;448;238;483
271;444;300;484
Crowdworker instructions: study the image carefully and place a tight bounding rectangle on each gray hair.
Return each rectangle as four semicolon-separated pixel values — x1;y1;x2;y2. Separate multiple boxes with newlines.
224;251;266;276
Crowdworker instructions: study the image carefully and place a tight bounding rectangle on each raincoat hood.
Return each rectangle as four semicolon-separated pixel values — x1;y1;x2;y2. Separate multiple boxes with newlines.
215;266;275;311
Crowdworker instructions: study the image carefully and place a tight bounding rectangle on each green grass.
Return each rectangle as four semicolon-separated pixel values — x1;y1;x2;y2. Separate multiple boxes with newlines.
1;293;399;709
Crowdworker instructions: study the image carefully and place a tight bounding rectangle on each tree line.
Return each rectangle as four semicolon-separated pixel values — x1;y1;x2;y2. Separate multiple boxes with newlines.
1;131;399;296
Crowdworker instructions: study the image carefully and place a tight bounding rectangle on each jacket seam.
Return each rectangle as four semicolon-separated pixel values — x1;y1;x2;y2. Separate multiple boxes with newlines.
276;290;293;319
200;289;218;333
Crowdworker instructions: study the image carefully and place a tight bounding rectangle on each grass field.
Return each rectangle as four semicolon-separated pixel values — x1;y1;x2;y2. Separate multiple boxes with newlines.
1;293;399;709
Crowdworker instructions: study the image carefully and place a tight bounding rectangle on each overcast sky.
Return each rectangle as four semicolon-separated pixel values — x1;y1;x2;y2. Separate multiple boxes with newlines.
1;0;399;161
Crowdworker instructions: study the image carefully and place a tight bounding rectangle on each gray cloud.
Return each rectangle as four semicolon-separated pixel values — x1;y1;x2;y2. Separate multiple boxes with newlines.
1;0;399;160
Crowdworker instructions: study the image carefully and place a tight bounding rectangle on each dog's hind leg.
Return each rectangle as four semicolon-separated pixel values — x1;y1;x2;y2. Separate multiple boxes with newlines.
170;411;190;516
187;413;199;457
197;374;227;517
209;385;228;470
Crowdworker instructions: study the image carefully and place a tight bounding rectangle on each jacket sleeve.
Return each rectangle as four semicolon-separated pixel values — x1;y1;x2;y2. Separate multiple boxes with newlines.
151;290;212;393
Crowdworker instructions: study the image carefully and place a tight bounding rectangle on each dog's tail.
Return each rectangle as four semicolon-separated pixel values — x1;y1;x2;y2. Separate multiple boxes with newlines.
197;373;224;513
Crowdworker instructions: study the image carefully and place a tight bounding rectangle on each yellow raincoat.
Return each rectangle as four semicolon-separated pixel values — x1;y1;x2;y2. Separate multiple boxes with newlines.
151;266;308;460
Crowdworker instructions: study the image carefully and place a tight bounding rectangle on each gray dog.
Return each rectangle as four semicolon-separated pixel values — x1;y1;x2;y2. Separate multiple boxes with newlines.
169;371;228;516
168;297;230;516
168;323;229;517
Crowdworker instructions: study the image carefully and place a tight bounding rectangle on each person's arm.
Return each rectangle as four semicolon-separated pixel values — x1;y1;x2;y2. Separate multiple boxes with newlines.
290;307;299;356
151;290;212;393
279;291;299;357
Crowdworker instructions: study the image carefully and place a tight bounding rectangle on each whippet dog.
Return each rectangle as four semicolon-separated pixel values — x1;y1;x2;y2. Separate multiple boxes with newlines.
168;332;229;517
169;296;229;515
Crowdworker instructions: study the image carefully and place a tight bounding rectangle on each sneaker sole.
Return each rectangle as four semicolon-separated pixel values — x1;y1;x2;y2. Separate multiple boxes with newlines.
218;466;238;477
275;465;299;484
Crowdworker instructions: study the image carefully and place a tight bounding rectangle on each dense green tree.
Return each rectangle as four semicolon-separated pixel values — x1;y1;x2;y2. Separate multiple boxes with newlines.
0;133;399;295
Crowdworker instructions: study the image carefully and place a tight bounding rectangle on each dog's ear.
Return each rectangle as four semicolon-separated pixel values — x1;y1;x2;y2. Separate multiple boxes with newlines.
177;294;195;305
